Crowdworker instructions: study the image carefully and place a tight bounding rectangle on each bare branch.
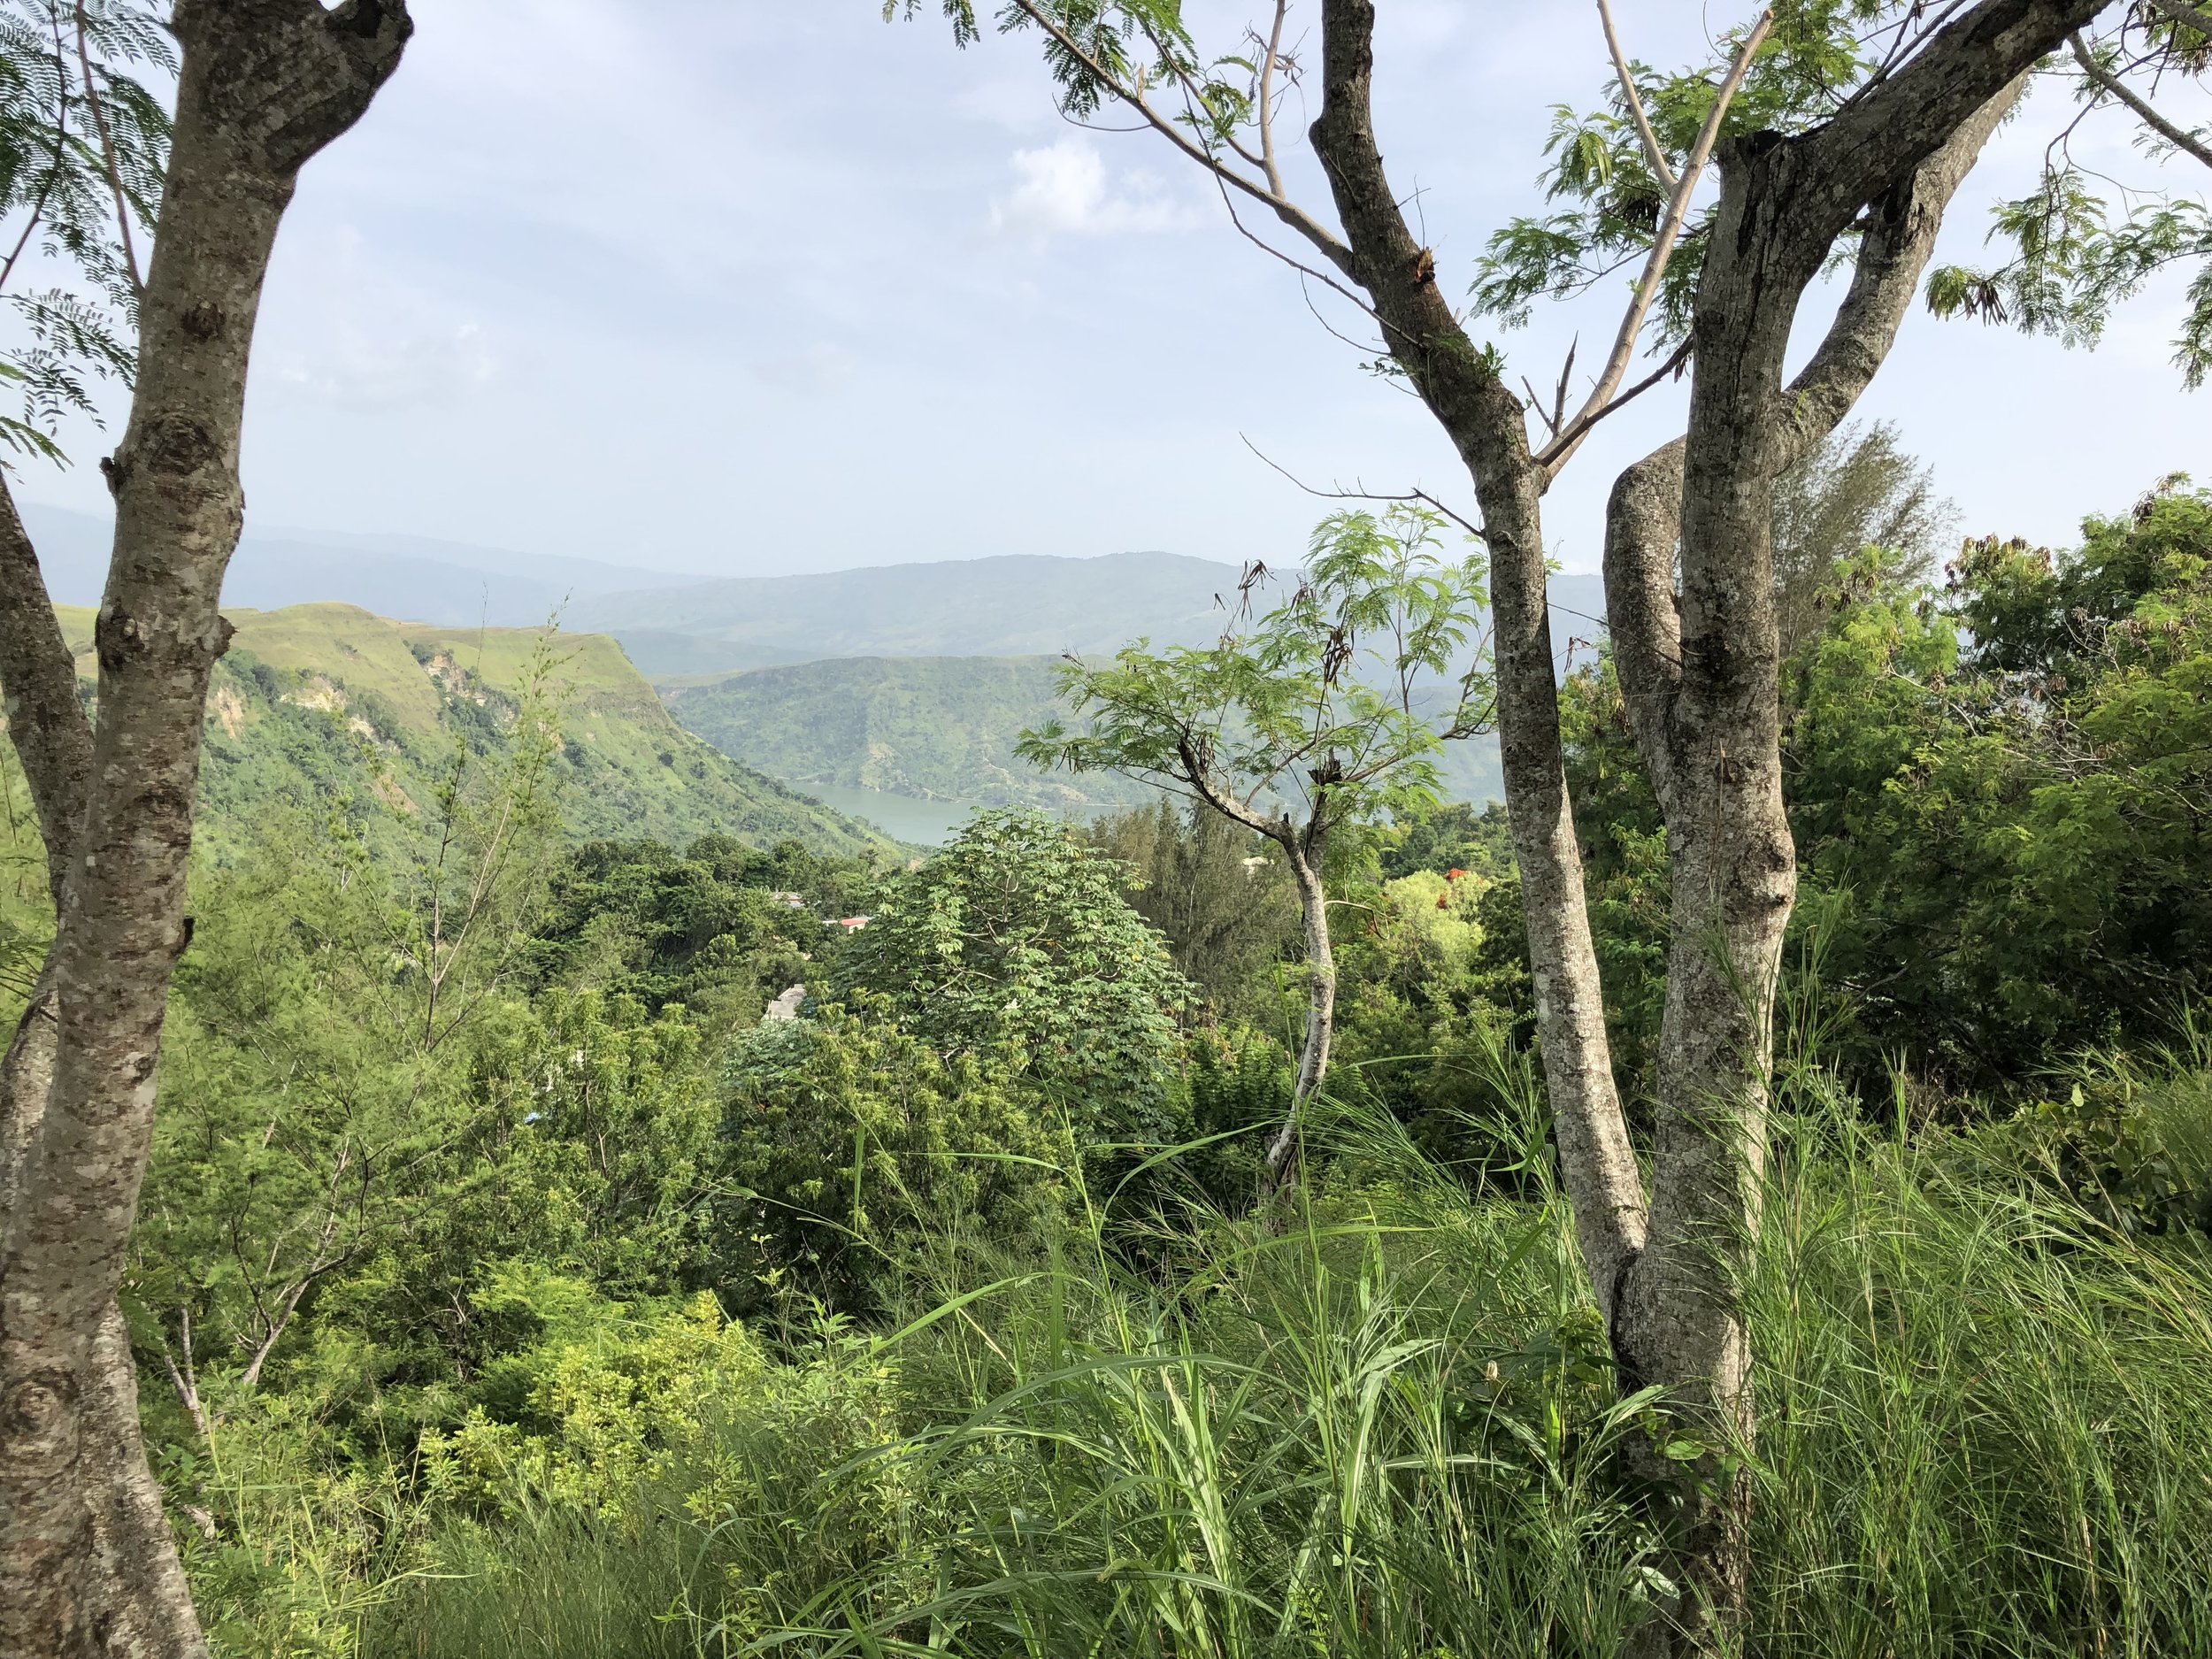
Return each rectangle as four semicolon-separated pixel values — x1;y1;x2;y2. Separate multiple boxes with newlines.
1256;0;1291;197
1539;8;1772;477
1522;373;1555;433
2070;31;2212;172
1214;173;1379;318
1542;337;1693;472
1596;0;1678;195
73;0;142;299
2144;0;2212;36
1005;0;1356;275
1240;434;1486;541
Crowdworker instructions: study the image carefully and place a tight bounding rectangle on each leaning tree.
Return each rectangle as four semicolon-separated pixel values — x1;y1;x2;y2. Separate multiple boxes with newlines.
0;4;412;1653
903;1;2121;1646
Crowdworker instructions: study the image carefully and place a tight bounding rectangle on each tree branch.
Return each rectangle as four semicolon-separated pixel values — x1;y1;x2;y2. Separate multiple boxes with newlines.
1240;434;1486;541
1005;0;1356;275
73;0;142;299
1596;0;1678;195
1538;9;1771;477
1793;0;2110;242
2144;0;2212;36
1600;73;2026;820
1540;336;1693;478
1256;0;1291;198
0;477;92;907
2070;31;2212;172
1782;72;2030;465
1173;735;1279;836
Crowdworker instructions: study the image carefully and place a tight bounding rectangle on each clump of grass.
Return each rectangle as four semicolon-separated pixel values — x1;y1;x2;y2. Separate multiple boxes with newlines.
363;1056;2212;1659
1750;1094;2212;1658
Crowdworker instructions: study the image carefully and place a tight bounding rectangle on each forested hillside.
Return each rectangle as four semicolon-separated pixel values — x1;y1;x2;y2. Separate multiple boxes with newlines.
669;651;1512;813
41;603;900;861
662;655;1156;810
5;5;2210;1659
6;473;2200;1659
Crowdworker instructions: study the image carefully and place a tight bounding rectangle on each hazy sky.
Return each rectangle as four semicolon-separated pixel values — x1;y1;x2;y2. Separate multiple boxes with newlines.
19;1;2209;579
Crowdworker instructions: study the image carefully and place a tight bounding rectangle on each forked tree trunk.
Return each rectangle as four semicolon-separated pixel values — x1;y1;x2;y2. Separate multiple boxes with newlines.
0;5;411;1653
1599;9;2092;1639
1301;0;2101;1648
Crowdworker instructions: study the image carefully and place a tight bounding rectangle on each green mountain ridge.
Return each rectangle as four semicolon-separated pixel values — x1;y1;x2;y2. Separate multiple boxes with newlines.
662;655;1158;812
37;603;900;860
664;652;1505;816
577;553;1588;813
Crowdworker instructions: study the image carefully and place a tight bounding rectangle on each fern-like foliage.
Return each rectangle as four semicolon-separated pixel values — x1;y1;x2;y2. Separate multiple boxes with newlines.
1925;6;2211;387
1465;2;1927;344
1018;504;1494;859
0;0;172;464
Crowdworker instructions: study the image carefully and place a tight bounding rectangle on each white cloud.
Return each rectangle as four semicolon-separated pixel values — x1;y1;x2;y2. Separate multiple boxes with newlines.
989;137;1196;240
953;76;1051;131
749;344;859;395
269;323;496;411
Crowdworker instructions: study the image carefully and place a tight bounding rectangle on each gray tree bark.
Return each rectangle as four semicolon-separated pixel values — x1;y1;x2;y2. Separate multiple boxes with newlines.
0;4;411;1654
1600;4;2104;1644
1308;0;1650;1326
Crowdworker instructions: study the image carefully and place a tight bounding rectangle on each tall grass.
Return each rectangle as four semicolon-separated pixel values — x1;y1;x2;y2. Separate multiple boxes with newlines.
366;1067;2212;1659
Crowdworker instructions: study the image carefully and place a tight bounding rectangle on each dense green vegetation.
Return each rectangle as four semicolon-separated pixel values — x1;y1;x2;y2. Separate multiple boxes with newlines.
7;474;2210;1658
1559;474;2212;1096
66;601;902;861
664;656;1156;811
670;647;1508;821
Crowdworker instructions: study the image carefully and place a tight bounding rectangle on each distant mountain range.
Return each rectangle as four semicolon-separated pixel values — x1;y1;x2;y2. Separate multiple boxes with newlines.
19;502;705;627
23;504;1605;824
568;550;1256;677
630;557;1603;811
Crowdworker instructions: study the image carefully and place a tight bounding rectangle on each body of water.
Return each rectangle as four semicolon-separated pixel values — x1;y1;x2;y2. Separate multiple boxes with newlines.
801;783;986;846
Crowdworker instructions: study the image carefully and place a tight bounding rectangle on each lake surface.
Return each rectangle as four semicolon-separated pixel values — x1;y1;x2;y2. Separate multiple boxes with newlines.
799;784;1128;846
802;783;985;846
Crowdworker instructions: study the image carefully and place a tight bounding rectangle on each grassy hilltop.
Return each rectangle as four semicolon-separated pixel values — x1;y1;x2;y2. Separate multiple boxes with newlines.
44;602;900;860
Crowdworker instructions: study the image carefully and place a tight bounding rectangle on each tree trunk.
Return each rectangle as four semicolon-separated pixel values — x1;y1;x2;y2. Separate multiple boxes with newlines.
1598;15;2087;1640
1308;0;1649;1323
1263;844;1336;1185
0;6;411;1652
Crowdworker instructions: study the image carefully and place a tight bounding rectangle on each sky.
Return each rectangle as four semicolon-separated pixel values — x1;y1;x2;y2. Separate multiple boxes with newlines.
17;1;2211;580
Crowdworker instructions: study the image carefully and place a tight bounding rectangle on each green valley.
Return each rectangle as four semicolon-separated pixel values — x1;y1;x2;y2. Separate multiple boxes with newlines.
661;655;1156;812
9;6;2211;1657
662;653;1506;819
